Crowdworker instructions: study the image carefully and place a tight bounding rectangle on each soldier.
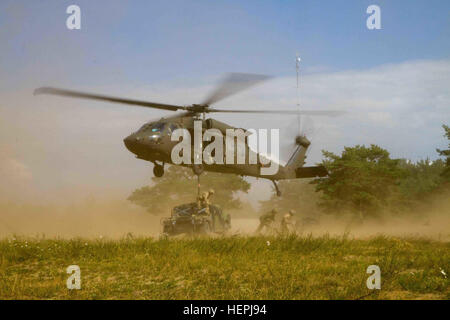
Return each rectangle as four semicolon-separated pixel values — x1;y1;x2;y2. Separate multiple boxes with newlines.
197;189;214;215
196;192;207;214
207;189;215;201
281;209;295;234
255;208;278;234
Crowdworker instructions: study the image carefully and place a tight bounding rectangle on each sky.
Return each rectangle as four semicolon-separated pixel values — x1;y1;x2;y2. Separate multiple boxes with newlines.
0;0;449;204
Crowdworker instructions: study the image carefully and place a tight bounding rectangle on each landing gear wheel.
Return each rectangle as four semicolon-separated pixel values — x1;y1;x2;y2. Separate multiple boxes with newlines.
153;165;164;177
192;164;204;176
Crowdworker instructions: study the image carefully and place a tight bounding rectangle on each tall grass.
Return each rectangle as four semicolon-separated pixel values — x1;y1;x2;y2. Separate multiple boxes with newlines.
0;235;448;299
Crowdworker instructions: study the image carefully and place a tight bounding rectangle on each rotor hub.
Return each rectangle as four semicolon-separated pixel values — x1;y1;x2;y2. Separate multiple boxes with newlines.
296;135;311;148
188;104;209;114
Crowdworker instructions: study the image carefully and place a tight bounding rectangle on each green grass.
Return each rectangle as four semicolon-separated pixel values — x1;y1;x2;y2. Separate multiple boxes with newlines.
0;235;448;299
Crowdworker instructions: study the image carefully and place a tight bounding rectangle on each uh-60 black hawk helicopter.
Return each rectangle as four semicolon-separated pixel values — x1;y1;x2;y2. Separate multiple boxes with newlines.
34;73;344;196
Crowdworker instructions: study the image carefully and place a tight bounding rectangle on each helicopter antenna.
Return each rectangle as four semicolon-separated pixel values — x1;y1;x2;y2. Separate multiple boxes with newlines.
197;174;201;198
296;53;302;134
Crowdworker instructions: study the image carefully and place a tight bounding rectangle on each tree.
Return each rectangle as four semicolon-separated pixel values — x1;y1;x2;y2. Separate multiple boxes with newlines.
397;158;445;206
436;124;450;183
312;145;406;217
127;166;251;214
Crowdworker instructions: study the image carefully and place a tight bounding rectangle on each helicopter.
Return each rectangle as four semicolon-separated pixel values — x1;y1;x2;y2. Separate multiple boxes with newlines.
34;73;343;196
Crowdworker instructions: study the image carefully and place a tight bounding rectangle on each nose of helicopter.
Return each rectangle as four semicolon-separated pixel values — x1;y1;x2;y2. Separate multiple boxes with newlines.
123;133;139;154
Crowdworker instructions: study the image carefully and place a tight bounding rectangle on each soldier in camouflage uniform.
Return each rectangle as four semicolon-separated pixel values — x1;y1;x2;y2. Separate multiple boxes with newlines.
255;208;278;234
197;189;215;215
281;209;295;234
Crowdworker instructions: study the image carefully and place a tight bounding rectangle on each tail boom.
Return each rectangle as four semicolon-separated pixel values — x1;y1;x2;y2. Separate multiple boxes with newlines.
278;136;328;179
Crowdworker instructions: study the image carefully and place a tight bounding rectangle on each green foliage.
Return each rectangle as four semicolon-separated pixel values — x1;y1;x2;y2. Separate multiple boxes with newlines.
397;159;445;206
312;145;407;217
128;166;250;214
436;124;450;182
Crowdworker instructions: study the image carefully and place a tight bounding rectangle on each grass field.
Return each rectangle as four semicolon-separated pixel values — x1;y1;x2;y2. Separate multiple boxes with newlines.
0;235;448;300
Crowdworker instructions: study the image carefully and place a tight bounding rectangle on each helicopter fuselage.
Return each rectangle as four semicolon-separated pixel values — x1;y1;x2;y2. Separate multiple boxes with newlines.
123;113;293;180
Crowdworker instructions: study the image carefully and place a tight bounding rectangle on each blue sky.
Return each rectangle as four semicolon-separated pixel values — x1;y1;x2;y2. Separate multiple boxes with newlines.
1;0;449;88
0;1;449;202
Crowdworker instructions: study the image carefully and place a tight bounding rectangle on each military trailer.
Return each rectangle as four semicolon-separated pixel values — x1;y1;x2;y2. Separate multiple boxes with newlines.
161;202;231;236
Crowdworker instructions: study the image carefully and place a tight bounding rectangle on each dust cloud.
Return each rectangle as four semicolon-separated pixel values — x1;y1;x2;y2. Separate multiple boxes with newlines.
0;195;448;240
231;196;450;241
0;198;167;239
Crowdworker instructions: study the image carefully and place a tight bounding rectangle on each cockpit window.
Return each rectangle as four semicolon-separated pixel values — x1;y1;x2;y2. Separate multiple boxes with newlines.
150;123;166;132
139;122;166;132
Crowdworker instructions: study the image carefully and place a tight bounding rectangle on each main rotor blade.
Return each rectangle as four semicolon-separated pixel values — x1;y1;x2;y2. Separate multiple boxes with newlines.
34;87;185;112
201;73;272;106
207;108;346;117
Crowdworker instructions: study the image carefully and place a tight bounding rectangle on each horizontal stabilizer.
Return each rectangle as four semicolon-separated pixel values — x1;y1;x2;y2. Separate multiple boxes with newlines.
295;166;328;178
